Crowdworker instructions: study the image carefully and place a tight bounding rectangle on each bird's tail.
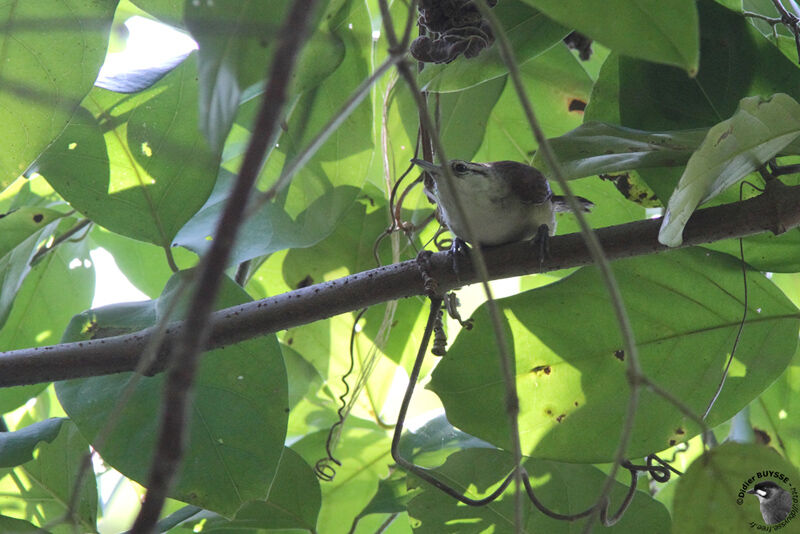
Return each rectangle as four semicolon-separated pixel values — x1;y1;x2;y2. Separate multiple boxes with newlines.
552;195;594;213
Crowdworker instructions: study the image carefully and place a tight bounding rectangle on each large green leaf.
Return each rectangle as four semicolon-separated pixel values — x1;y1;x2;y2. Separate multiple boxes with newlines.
417;1;569;92
185;0;291;150
0;0;117;188
179;447;321;532
37;53;220;248
55;274;288;517
471;43;644;236
617;2;800;132
0;208;63;328
673;442;800;532
0;420;97;533
429;248;800;462
255;201;428;428
175;0;373;261
407;448;670;533
523;0;699;74
587;1;800;269
660;94;800;247
0;234;94;413
438;76;506;161
185;0;343;151
475;42;593;164
531;122;708;180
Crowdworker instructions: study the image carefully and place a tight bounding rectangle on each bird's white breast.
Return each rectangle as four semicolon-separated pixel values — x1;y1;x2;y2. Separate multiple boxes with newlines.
433;173;555;245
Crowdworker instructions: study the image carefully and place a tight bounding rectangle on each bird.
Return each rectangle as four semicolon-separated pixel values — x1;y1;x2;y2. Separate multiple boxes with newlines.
410;158;593;252
747;481;793;525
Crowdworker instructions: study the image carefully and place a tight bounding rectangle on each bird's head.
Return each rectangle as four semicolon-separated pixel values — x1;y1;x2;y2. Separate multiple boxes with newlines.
411;158;503;195
747;481;785;502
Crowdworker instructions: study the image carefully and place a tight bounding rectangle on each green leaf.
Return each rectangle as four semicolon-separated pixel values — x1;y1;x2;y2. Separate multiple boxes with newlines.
55;274;289;517
185;0;344;151
0;233;94;413
292;422;392;534
224;448;321;531
398;414;494;467
177;447;321;532
417;1;569;92
353;473;414;524
523;0;699;74
0;418;65;468
130;1;184;27
0;208;63;328
429;248;800;461
751;339;800;468
176;0;373;261
439;76;506;161
659;94;800;247
407;448;670;533
0;420;97;533
185;1;291;151
476;43;593;163
673;442;800;532
0;515;49;533
617;2;800;132
0;0;116;187
37;53;220;248
531;122;708;180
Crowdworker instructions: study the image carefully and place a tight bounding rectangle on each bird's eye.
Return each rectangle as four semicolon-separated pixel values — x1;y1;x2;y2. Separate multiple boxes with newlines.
452;162;468;173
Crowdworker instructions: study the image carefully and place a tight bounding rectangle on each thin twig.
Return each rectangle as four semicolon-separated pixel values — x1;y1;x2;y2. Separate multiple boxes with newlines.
377;1;526;530
743;11;783;24
29;218;92;266
129;2;318;532
768;0;800;63
474;2;643;530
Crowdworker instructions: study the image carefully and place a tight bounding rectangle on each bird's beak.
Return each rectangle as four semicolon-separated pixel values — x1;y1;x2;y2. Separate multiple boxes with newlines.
410;158;442;175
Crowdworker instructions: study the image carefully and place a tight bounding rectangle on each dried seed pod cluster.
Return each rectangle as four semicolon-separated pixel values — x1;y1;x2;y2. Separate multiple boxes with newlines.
410;0;498;64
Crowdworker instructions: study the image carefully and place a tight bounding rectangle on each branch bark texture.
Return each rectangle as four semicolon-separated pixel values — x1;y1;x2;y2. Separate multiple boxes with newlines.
1;180;799;388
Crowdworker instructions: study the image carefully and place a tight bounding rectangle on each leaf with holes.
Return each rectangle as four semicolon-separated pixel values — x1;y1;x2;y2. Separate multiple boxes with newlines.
429;248;800;462
0;207;62;328
35;53;219;248
659;94;800;247
522;0;699;74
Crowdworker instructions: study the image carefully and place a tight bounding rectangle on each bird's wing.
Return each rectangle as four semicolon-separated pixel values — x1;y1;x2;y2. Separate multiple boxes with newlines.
494;161;552;205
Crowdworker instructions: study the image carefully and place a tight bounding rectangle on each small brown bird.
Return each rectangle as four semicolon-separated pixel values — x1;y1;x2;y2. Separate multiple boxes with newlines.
747;481;793;525
411;158;593;248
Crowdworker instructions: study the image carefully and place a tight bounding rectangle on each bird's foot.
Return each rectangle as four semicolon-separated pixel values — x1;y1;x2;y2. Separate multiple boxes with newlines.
531;224;550;269
449;237;470;279
416;249;439;297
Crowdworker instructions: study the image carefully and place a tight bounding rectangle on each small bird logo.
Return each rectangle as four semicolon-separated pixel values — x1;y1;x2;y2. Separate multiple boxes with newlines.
747;481;793;525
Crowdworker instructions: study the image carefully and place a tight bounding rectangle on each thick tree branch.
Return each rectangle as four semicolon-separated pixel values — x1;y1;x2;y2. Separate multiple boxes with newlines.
1;180;799;388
